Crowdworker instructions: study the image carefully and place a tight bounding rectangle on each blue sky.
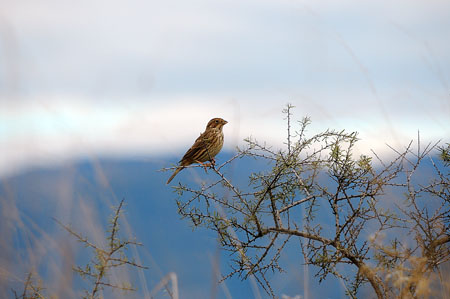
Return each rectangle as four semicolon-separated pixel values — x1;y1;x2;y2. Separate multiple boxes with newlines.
1;0;449;176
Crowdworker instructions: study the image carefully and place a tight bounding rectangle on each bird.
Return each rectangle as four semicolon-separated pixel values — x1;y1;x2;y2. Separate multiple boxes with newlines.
166;118;228;184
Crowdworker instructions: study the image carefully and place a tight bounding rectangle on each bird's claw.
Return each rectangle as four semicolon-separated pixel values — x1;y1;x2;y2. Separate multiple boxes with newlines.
195;160;214;173
210;158;216;166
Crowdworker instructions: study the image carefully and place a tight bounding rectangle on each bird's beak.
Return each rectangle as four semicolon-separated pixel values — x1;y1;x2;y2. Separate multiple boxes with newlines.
223;120;228;125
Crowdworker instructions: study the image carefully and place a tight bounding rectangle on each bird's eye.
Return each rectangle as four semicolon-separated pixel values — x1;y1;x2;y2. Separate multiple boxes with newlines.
215;120;219;123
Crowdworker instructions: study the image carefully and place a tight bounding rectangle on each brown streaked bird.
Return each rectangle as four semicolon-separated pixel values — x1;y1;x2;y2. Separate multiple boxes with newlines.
166;118;228;184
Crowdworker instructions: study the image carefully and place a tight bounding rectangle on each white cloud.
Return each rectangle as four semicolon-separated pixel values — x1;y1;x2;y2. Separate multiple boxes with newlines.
1;92;448;178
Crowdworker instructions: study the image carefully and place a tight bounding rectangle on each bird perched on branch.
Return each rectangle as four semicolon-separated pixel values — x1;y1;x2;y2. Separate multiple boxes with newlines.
166;118;228;184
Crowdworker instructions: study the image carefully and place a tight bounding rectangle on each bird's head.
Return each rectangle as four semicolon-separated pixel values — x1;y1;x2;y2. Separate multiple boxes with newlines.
206;118;228;129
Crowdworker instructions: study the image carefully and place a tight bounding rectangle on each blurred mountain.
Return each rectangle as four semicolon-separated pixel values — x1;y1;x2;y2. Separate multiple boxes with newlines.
4;151;443;298
1;153;325;298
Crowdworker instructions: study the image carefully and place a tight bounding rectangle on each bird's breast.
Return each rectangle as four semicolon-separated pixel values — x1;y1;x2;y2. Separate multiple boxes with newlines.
206;129;224;157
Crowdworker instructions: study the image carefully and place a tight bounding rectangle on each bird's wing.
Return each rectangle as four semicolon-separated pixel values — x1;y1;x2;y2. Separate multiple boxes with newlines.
180;130;214;164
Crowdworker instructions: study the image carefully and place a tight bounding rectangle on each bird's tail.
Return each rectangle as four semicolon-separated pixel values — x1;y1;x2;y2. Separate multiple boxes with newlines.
166;166;184;184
